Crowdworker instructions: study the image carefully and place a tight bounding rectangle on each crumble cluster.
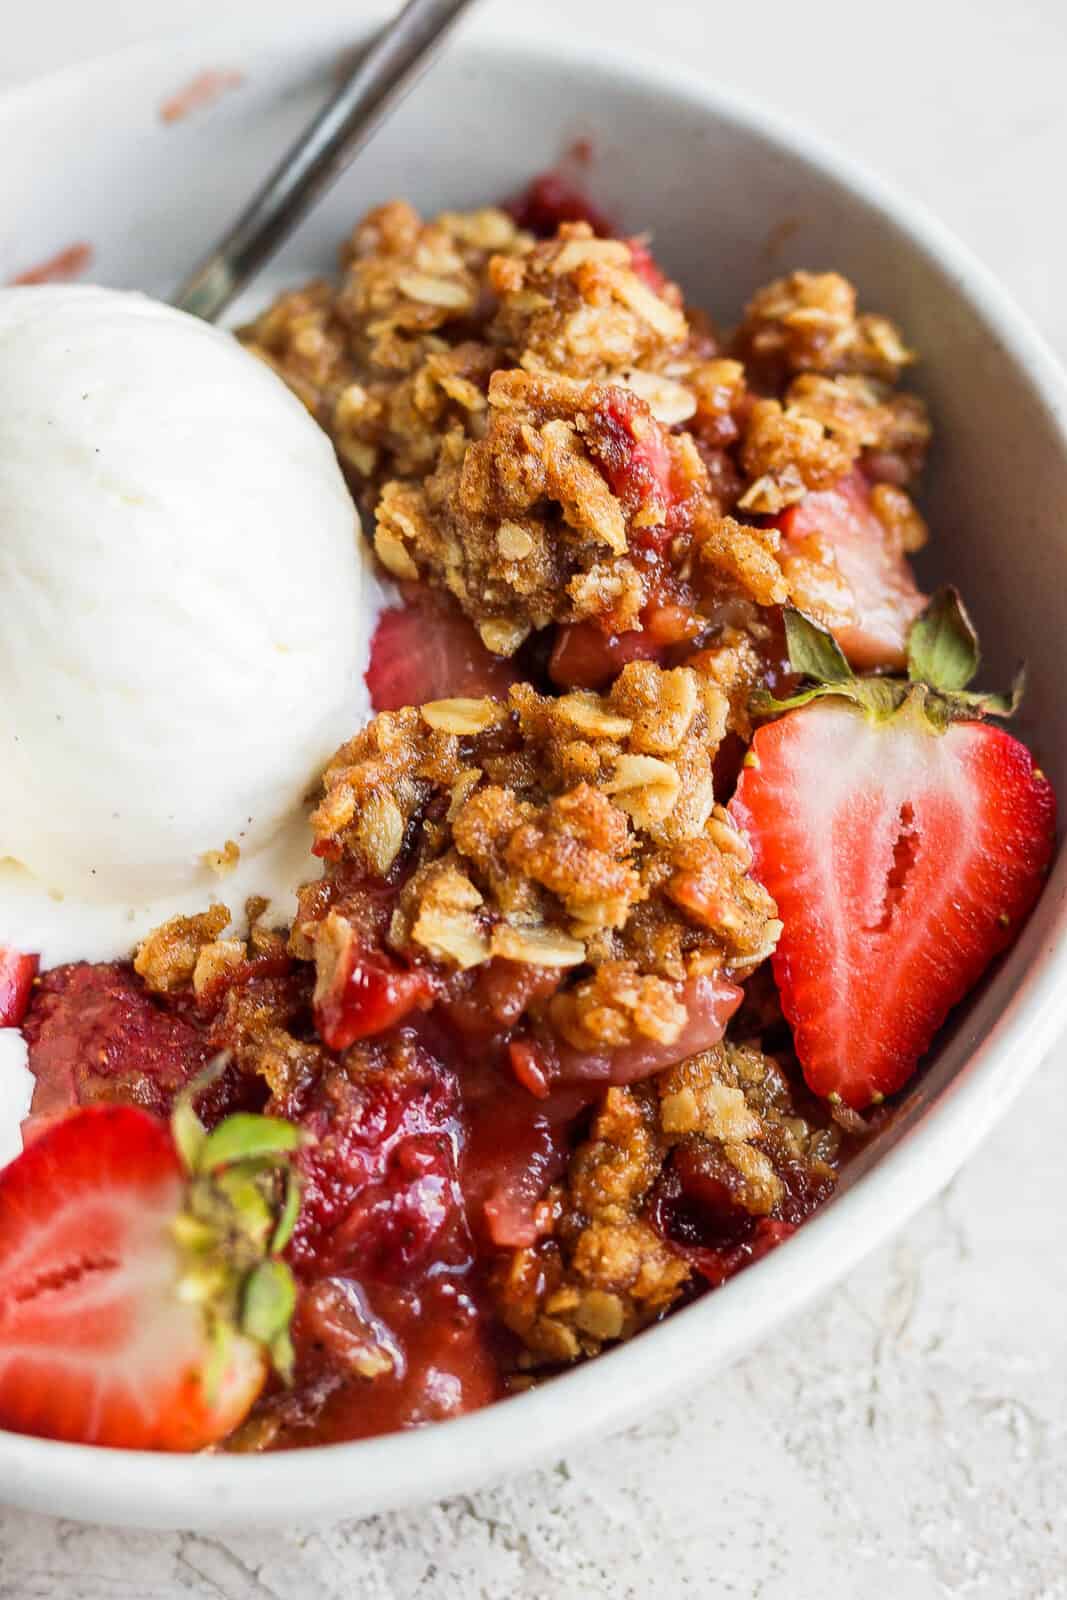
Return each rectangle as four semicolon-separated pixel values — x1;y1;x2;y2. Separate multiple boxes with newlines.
132;899;325;1105
304;663;780;1055
241;202;931;653
493;1040;839;1365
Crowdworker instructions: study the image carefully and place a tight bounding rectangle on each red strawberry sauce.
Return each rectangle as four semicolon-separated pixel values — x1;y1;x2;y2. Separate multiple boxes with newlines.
17;960;587;1444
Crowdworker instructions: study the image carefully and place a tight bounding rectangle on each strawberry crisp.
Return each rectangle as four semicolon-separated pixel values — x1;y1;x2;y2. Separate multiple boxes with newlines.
0;182;1055;1455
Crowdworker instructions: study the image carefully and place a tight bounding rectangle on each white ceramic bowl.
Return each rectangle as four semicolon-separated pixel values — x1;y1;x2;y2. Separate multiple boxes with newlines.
2;7;1065;1532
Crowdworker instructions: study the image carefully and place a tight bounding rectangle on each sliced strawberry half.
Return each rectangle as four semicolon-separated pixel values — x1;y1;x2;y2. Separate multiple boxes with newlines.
0;946;38;1027
776;468;925;671
730;600;1056;1108
366;590;520;712
0;1090;303;1449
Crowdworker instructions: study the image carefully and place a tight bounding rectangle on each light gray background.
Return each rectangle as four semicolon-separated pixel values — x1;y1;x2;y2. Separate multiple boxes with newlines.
2;2;1065;1595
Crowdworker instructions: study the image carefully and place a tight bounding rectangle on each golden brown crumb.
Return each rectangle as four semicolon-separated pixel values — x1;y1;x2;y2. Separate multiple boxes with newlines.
305;665;778;1051
738;395;855;513
202;838;241;876
870;481;929;553
134;904;230;993
489;222;688;378
493;1042;839;1364
493;1087;687;1362
242;201;928;657
733;270;915;386
737;375;931;513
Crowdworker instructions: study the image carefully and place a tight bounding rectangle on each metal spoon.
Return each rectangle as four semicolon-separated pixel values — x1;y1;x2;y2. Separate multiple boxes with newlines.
173;0;481;322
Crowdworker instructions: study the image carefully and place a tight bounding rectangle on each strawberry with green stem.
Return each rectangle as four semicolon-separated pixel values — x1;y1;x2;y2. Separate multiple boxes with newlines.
0;1059;306;1450
729;589;1056;1110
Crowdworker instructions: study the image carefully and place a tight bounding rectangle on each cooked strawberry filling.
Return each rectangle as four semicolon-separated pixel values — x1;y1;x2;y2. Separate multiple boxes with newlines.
23;962;211;1122
312;933;435;1050
506;170;617;238
3;196;1054;1456
549;616;668;690
365;587;521;713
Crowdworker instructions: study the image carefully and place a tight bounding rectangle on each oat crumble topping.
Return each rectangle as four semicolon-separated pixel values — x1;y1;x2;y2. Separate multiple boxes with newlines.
23;187;941;1449
240;204;929;660
493;1041;839;1364
302;662;779;1055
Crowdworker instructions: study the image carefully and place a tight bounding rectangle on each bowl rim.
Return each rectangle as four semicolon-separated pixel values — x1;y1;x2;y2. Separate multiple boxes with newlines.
2;7;1066;1530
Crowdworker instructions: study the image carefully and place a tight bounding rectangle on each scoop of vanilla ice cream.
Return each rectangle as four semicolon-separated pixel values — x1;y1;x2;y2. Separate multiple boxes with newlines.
0;285;370;903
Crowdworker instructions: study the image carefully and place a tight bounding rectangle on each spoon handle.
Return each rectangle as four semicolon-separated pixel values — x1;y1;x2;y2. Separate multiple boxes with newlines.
173;0;480;322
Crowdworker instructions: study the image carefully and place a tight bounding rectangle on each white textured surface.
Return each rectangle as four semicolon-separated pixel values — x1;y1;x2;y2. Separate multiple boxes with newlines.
2;0;1066;1592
